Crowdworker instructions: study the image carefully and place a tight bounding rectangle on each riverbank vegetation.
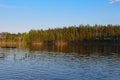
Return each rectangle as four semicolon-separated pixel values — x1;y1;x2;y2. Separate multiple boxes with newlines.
0;24;120;46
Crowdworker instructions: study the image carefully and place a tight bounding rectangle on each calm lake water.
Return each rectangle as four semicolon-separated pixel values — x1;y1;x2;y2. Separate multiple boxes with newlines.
0;45;120;80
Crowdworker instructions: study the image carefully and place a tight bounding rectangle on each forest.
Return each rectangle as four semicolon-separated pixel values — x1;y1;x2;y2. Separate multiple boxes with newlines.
0;24;120;45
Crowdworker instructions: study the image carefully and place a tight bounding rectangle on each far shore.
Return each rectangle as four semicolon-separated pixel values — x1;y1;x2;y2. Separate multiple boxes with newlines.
0;40;120;47
0;41;24;46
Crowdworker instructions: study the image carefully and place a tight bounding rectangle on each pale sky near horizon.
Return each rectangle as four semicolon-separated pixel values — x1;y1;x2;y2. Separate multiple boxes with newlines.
0;0;120;33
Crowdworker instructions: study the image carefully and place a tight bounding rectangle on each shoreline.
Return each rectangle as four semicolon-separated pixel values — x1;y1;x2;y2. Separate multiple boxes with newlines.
0;40;120;47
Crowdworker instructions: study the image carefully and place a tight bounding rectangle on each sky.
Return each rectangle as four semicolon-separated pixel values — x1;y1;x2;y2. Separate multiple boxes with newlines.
0;0;120;33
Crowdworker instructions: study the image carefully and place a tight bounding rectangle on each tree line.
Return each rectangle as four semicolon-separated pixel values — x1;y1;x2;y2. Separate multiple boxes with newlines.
0;24;120;45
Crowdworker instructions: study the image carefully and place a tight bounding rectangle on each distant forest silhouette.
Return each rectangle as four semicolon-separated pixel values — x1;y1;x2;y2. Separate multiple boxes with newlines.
0;24;120;45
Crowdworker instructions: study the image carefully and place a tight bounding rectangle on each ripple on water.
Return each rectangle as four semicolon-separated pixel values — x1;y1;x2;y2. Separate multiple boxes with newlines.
0;48;120;80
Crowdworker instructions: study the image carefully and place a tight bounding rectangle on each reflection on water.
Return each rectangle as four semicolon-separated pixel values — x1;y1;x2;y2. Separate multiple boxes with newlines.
29;44;120;57
0;44;120;80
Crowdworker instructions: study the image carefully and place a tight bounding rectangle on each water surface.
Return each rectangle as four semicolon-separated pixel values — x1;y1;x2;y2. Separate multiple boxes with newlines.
0;45;120;80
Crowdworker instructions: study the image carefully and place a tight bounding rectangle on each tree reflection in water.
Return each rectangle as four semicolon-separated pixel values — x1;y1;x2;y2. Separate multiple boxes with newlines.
0;44;120;80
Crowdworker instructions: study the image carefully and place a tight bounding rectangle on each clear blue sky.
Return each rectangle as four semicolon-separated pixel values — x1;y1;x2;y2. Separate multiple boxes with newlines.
0;0;120;33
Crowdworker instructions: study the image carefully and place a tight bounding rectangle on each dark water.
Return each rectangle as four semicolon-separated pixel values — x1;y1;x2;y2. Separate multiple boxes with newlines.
0;45;120;80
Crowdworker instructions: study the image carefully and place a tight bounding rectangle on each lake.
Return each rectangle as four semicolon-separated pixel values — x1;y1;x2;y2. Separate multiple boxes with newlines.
0;44;120;80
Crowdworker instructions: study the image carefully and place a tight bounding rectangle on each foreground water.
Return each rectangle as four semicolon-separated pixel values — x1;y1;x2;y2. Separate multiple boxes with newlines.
0;45;120;80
